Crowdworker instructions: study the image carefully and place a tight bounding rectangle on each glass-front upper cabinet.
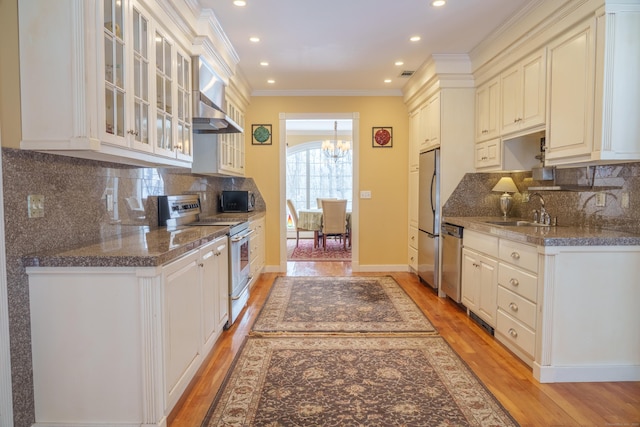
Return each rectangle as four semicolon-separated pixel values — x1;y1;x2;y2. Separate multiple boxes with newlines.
176;52;192;160
19;0;196;168
103;0;126;145
130;6;152;152
155;30;173;157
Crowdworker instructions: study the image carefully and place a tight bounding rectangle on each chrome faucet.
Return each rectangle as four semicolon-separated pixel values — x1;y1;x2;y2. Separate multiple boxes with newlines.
529;192;550;225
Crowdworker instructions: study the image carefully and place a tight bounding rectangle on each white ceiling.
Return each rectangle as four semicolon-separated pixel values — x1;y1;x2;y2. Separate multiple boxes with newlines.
197;0;534;96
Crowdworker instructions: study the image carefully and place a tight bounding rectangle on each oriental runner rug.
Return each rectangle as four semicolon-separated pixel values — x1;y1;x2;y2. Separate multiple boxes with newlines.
251;276;436;335
287;238;351;261
201;336;519;427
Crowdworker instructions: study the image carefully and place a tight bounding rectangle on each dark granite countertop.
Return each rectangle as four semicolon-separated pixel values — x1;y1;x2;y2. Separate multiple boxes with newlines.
444;216;640;247
23;211;266;268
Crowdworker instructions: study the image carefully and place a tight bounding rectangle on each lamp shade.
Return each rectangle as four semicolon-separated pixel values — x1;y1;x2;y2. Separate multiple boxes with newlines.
492;177;518;193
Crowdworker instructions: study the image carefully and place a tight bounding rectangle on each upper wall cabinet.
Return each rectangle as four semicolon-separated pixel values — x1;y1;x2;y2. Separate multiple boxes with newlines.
500;50;546;136
545;5;640;166
18;0;194;168
475;77;501;142
419;93;441;152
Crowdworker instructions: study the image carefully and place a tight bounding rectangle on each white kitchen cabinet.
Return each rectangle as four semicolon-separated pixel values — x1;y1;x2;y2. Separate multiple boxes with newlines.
495;239;539;365
461;247;498;327
200;237;229;354
500;50;546;136
474;138;501;170
419;93;440;151
461;230;499;326
18;0;193;168
249;216;266;285
545;19;596;164
459;226;640;383
475;76;500;142
409;109;420;171
26;240;230;426
163;250;202;406
546;6;640;166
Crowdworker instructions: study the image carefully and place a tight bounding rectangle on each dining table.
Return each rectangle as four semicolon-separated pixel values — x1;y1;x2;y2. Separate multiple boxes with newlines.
297;208;352;248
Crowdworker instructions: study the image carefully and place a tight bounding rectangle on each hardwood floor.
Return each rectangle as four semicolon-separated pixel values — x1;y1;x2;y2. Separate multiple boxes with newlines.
168;263;640;427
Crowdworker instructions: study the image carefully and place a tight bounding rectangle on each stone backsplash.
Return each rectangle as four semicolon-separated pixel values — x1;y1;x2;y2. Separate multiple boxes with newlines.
1;148;264;426
443;162;640;235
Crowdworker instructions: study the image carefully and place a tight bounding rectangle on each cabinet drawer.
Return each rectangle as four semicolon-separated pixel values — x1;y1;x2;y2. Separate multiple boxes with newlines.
497;286;536;330
496;310;535;357
498;263;537;302
408;246;418;270
464;230;498;257
409;227;418;250
499;239;538;272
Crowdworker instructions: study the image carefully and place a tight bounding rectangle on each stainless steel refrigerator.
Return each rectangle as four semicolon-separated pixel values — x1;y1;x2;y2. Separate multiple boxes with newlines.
418;148;440;290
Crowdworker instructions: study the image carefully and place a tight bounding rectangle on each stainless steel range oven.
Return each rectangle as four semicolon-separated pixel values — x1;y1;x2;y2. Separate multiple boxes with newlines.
158;194;253;327
209;220;253;326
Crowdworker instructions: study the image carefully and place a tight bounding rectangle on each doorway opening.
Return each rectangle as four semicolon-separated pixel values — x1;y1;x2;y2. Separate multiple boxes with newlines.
279;113;360;269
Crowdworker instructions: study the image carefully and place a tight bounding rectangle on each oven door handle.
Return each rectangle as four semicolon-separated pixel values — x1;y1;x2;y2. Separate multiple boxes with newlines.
230;229;255;242
231;280;251;300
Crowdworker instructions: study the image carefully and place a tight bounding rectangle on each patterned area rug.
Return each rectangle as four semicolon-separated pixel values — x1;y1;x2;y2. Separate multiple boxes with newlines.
251;276;436;334
287;238;351;261
201;336;519;427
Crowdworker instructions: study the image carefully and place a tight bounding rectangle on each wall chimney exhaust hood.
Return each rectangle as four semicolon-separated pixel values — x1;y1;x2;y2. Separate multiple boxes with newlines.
191;56;243;134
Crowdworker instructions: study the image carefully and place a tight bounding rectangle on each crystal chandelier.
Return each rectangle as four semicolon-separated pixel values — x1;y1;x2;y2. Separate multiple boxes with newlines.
321;121;351;162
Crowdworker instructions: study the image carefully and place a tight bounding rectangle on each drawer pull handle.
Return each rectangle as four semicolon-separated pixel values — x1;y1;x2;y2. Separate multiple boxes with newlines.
509;302;519;312
510;251;520;260
509;278;519;286
508;328;518;338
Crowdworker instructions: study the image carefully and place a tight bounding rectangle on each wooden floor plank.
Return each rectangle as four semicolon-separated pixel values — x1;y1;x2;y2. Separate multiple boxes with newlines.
168;265;640;427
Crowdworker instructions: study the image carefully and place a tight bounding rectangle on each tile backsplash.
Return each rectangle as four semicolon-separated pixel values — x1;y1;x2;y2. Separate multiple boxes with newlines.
1;148;264;427
443;162;640;235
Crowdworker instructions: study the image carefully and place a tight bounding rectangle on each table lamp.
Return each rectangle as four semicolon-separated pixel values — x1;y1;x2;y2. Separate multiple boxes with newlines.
492;177;519;219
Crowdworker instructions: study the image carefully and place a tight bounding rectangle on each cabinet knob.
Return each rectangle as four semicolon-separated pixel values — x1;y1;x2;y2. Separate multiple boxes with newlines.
509;302;519;312
509;278;519;286
510;251;520;260
508;328;518;338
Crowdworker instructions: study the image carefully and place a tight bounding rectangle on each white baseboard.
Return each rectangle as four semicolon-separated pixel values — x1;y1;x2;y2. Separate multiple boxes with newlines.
265;264;412;273
534;363;640;383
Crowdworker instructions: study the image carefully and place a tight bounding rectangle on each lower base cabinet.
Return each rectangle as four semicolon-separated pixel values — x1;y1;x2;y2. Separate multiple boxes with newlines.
27;235;229;426
461;228;640;383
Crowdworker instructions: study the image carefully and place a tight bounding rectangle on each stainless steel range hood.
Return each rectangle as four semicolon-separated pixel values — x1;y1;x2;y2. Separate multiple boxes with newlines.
191;56;243;134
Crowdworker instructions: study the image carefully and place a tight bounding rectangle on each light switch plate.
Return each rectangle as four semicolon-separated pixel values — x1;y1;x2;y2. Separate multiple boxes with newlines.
360;190;372;199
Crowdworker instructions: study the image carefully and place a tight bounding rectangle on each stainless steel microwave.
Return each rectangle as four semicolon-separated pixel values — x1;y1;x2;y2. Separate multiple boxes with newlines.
220;191;255;212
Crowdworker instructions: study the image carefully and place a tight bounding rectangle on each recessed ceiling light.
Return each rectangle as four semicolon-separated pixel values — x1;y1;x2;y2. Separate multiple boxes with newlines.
432;0;446;6
267;79;275;84
260;61;269;66
233;0;246;6
395;61;404;66
249;36;260;43
410;36;421;42
384;79;392;83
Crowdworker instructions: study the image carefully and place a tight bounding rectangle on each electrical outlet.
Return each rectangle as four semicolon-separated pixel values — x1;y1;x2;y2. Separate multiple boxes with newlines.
621;192;630;209
28;194;45;218
360;190;372;199
595;192;606;207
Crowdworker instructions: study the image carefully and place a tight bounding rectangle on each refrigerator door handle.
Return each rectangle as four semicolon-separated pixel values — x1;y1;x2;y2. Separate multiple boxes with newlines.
430;172;436;214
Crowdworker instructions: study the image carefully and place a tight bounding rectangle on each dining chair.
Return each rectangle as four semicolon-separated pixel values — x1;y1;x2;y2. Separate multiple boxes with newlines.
286;199;307;247
319;199;349;250
316;197;337;209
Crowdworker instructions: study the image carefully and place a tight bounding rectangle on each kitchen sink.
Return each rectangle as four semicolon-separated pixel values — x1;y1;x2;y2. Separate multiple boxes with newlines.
484;220;551;227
